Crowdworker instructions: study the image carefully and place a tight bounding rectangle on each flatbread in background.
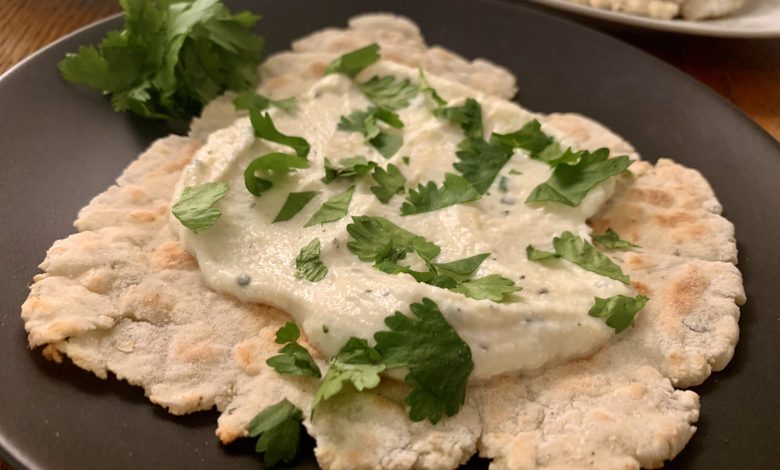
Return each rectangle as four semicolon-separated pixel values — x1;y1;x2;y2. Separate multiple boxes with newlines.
20;14;744;470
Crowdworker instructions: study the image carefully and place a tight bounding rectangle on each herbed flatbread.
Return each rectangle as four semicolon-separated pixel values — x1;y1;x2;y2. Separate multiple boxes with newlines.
21;14;744;470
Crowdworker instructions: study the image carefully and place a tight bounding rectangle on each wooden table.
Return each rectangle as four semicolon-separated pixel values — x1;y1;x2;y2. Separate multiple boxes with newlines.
0;0;777;468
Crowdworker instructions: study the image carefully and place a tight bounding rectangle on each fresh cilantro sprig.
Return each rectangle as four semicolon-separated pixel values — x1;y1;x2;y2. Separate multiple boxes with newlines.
312;338;385;412
234;90;297;113
359;75;419;111
244;153;309;196
338;108;404;158
322;156;377;184
592;228;639;249
374;298;474;424
273;191;320;223
526;148;633;207
250;110;310;158
304;186;355;227
433;98;483;140
455;137;514;194
58;0;264;119
295;239;328;282
248;399;303;467
266;322;321;378
527;231;630;284
589;294;648;333
401;173;480;215
171;181;229;232
370;164;406;203
451;275;520;302
325;43;380;78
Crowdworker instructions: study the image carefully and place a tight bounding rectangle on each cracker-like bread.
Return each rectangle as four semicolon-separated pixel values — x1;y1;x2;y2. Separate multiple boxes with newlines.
21;14;744;470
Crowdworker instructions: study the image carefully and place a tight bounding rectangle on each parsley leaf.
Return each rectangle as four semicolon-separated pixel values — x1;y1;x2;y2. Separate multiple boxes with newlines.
400;173;480;215
171;181;229;233
589;294;648;333
304;186;355;227
248;399;303;467
528;231;630;284
273;191;320;223
370;163;406;203
418;69;447;106
347;216;440;263
322;156;377;184
294;239;328;282
338;107;404;158
250;110;310;158
491;119;553;155
374;298;473;424
57;0;264;119
233;90;297;112
359;75;419;111
312;338;385;411
454;138;514;194
244;153;309;196
451;274;520;302
592;228;639;249
267;322;321;378
325;43;380;77
433;253;490;275
525;149;633;207
433;98;483;140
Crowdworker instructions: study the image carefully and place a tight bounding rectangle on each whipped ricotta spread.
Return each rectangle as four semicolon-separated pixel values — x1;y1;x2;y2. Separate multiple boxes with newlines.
173;61;633;379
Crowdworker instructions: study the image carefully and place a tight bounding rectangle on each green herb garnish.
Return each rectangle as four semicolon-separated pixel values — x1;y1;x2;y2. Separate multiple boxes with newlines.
250;110;310;158
589;294;648;333
266;322;321;378
400;173;480;215
312;338;385;411
374;298;473;424
304;186;355;227
433;98;483;140
455;137;515;194
527;231;630;284
338;107;404;158
451;274;520;302
294;239;328;282
491;119;553;155
525;148;633;207
418;69;447;106
322;156;376;184
171;181;229;232
359;75;419;111
592;228;639;249
233;90;297;112
325;43;380;78
244;153;309;196
58;0;264;119
433;253;490;275
273;191;320;223
248;399;303;467
370;163;406;203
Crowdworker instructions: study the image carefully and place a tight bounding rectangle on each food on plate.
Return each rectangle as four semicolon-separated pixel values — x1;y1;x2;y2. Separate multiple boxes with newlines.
569;0;746;20
22;7;744;470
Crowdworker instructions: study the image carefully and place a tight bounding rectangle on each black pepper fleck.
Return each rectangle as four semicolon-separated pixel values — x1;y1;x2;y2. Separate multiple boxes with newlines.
237;273;251;287
538;287;549;294
332;238;340;248
502;210;510;216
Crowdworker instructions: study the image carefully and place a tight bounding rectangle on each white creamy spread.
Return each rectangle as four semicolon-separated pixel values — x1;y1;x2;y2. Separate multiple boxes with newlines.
173;61;633;379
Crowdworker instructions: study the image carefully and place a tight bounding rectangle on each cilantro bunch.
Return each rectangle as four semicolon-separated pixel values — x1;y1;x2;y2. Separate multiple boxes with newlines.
58;0;265;119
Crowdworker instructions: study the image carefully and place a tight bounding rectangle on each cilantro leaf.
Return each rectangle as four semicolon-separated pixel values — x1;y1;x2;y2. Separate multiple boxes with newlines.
58;0;264;119
295;238;328;282
322;156;377;184
454;138;514;194
359;75;419;111
400;173;480;215
325;43;381;78
433;253;489;275
347;216;440;263
273;191;320;223
418;69;446;106
233;90;297;112
433;98;483;140
525;149;633;207
370;163;406;203
268;322;320;377
171;181;229;233
275;321;300;344
370;132;404;159
451;274;520;302
244;153;309;196
529;231;629;284
248;399;303;467
589;294;648;333
491;119;553;155
312;338;385;411
338;107;404;158
374;298;473;424
304;186;355;227
250;110;310;158
592;228;639;249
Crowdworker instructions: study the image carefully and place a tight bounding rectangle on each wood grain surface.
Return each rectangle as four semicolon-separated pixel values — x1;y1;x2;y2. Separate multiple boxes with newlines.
0;0;777;469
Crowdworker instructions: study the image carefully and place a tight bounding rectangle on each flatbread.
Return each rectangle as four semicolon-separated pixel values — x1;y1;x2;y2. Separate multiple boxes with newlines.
20;14;744;470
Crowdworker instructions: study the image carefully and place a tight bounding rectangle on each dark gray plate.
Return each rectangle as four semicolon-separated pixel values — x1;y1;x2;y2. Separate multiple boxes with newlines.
1;1;778;469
